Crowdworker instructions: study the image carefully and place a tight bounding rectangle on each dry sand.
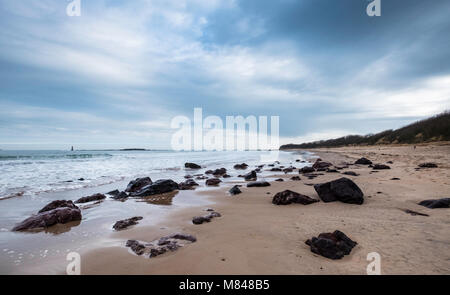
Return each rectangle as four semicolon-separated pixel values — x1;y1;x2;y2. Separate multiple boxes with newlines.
82;144;450;275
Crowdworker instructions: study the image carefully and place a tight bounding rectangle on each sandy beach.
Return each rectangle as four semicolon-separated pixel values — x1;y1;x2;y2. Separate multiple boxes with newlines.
80;143;450;275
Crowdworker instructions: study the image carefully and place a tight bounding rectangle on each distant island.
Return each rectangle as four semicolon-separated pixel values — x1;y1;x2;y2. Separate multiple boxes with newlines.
119;148;148;151
280;111;450;150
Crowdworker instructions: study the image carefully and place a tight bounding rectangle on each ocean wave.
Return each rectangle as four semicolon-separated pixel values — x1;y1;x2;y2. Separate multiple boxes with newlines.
0;153;113;161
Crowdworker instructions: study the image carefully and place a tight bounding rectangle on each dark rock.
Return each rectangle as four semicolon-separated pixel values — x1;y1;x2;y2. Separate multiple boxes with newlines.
184;175;193;179
387;161;393;164
165;233;197;243
107;189;120;196
38;200;78;214
192;211;221;225
126;240;146;256
283;167;294;173
12;208;82;231
75;193;106;204
326;169;339;173
305;230;357;260
127;233;197;258
247;181;271;187
125;177;152;193
234;163;249;170
111;191;129;200
270;168;282;172
314;177;364;205
403;209;429;217
275;178;284;182
178;179;199;190
185;162;201;169
212;168;227;176
418;163;438;168
113;216;143;230
244;170;257;181
418;198;450;209
205;178;221;186
355;157;372;165
312;159;333;169
391;178;400;180
299;166;315;173
343;171;359;176
130;179;179;197
272;190;319;205
373;164;391;170
291;176;301;181
229;185;242;195
78;178;85;181
223;174;231;178
205;170;214;175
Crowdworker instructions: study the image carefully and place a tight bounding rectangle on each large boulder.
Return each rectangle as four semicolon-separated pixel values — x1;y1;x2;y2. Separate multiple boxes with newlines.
247;181;271;188
12;207;82;231
418;198;450;209
314;177;364;205
272;190;319;205
113;216;143;231
355;157;372;165
125;177;152;193
130;179;179;197
75;193;106;204
38;200;79;213
305;230;357;260
185;163;201;169
244;170;257;181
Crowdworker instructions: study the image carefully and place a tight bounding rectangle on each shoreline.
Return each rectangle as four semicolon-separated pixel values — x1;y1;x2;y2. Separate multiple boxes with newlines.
2;144;449;274
80;143;450;274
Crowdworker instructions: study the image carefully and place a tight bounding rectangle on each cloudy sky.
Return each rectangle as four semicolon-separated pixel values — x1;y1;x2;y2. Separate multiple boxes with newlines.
0;0;449;150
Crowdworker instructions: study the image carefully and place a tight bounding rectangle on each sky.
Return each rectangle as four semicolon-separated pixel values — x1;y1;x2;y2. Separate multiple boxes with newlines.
0;0;449;150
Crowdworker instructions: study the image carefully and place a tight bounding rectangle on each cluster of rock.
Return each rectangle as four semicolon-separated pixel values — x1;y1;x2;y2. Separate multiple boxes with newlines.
192;211;221;225
126;233;197;257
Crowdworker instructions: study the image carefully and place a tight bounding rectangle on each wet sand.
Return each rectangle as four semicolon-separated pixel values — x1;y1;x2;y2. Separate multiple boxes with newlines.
81;143;450;275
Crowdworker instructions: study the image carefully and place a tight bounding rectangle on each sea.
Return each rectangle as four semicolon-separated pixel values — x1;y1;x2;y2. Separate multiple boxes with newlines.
0;149;313;274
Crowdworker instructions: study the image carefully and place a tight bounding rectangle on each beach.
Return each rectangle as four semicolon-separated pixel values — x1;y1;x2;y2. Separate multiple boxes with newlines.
79;143;450;275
